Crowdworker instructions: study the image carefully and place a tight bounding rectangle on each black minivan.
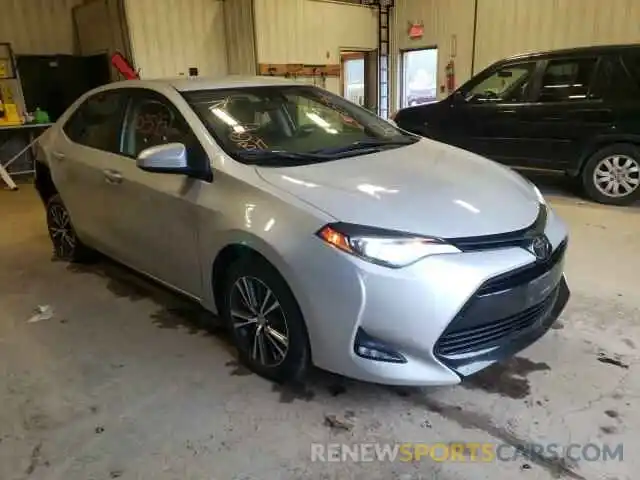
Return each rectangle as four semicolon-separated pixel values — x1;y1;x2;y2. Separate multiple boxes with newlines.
394;44;640;205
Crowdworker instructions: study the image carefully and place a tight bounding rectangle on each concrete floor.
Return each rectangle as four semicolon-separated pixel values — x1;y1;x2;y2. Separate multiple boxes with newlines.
0;181;638;480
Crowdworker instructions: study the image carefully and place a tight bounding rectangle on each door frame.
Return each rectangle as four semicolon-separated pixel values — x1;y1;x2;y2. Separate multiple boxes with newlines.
400;45;438;109
340;51;366;98
339;48;377;111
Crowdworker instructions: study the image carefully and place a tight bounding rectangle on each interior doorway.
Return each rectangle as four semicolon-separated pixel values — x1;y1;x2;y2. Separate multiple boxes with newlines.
341;50;378;112
401;48;438;108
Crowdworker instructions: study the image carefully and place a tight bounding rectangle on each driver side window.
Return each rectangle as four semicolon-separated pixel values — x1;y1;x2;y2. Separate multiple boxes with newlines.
465;62;536;104
122;93;198;158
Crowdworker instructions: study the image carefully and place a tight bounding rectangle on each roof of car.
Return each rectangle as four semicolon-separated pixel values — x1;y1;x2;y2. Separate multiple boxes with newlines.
108;75;300;92
503;43;640;63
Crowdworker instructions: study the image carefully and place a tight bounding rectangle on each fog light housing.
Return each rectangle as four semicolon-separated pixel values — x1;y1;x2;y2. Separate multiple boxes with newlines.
354;328;407;363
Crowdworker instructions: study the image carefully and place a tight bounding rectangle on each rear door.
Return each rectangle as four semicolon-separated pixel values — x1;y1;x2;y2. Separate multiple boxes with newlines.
515;55;615;170
50;90;128;251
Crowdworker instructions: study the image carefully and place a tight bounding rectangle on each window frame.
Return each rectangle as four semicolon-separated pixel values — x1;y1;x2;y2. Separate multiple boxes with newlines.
119;88;210;173
457;59;542;106
530;54;603;105
62;89;129;154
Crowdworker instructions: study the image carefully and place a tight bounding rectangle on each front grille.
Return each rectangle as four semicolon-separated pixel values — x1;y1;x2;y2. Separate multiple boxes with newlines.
436;289;557;356
478;240;567;296
447;204;547;252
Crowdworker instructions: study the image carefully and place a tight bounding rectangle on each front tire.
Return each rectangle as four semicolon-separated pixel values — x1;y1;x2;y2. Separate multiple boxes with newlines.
46;194;94;262
581;144;640;205
220;256;310;383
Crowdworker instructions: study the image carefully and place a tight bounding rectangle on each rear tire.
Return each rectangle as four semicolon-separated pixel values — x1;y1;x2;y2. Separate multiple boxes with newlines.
220;255;310;383
581;144;640;205
46;194;95;262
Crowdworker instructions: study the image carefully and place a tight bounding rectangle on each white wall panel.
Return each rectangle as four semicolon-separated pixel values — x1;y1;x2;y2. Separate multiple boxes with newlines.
125;0;228;79
223;0;257;75
474;0;640;73
253;0;377;93
0;0;84;54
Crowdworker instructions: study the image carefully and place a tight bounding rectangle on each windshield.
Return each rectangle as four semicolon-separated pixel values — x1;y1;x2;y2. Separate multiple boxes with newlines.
183;85;417;165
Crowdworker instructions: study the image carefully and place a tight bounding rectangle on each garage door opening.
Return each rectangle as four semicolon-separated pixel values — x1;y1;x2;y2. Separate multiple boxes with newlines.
341;50;378;112
401;48;438;108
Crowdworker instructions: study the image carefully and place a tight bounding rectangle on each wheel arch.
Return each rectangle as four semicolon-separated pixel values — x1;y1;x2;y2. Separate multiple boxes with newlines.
34;160;58;206
209;232;312;323
571;134;640;177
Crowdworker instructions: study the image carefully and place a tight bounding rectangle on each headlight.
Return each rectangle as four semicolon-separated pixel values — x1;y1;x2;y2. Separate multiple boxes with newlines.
317;223;460;268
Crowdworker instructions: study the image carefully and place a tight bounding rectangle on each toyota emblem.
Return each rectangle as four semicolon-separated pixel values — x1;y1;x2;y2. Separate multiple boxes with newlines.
529;235;552;261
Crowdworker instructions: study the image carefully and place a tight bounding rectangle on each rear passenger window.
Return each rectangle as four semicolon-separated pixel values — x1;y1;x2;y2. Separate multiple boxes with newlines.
537;58;598;102
63;91;127;153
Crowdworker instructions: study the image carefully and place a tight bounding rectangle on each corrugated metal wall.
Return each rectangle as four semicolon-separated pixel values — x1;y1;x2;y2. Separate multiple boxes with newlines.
223;0;257;75
74;0;133;81
253;0;377;93
0;0;84;54
474;0;640;72
392;0;475;108
393;0;640;110
124;0;228;79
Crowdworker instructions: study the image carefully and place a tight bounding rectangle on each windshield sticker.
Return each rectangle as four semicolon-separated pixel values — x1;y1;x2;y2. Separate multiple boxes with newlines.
314;93;365;130
230;130;269;151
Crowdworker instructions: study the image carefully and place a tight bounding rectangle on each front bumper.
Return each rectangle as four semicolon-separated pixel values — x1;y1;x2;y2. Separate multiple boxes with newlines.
286;209;570;386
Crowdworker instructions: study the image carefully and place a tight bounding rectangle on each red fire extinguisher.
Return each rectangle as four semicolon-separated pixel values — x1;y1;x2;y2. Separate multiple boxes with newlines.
445;60;456;93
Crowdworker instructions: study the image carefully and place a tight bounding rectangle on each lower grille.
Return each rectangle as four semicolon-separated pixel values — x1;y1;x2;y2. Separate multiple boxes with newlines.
436;289;557;357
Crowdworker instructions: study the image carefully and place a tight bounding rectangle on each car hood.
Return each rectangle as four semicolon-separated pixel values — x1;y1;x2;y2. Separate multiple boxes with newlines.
256;139;541;238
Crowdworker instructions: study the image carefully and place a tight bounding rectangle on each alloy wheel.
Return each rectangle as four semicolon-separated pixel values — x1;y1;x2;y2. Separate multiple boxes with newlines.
48;204;77;259
593;154;640;198
230;276;289;367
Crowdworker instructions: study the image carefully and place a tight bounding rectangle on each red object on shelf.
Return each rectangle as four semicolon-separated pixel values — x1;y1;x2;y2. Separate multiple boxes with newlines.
111;52;138;80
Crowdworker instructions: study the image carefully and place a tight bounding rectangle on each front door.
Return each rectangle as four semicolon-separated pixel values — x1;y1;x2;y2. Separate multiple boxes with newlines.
102;90;206;296
446;60;539;165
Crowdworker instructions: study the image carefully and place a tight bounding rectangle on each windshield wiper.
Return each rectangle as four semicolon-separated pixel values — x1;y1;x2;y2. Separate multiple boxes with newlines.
236;149;329;163
315;137;418;155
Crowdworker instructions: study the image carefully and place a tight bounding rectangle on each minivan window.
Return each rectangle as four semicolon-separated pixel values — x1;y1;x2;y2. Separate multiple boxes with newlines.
537;58;598;102
463;62;536;103
64;91;127;153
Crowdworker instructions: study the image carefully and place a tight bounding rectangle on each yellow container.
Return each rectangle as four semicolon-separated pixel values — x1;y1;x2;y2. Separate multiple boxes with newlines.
0;102;22;125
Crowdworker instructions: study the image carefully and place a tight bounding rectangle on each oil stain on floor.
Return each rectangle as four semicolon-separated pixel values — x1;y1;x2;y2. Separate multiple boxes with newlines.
463;356;551;399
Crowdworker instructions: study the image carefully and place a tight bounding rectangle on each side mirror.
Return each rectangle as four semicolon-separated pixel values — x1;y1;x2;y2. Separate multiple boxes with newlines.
136;143;189;174
450;90;466;105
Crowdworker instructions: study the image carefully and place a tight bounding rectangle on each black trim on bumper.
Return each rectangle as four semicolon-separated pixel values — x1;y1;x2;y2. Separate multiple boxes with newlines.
434;241;570;378
446;204;547;252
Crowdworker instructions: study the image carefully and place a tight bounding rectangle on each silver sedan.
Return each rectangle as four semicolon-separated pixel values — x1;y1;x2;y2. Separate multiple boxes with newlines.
35;76;570;386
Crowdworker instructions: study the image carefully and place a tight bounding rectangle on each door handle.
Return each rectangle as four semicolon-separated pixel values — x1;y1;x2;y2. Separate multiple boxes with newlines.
103;169;123;184
52;151;65;161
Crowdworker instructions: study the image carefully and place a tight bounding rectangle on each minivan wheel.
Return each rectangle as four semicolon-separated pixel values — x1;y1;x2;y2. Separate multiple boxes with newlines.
46;194;94;262
582;144;640;205
221;256;310;383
